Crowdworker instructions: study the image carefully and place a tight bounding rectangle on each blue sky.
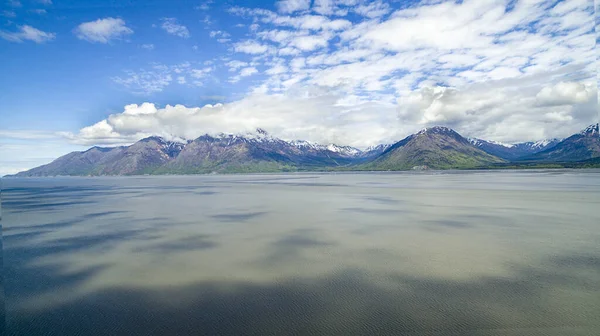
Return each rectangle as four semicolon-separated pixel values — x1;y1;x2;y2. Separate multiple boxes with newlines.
0;0;598;175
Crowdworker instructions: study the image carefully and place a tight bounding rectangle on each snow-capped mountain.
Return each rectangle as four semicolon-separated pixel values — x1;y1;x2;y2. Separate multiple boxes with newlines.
325;144;362;156
468;138;514;148
581;123;599;136
520;124;600;162
11;125;599;176
359;144;392;159
468;137;562;160
289;140;362;157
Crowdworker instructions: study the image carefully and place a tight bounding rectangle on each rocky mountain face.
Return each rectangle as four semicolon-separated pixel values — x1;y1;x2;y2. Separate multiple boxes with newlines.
10;125;600;176
517;124;600;162
362;127;505;170
13;130;361;176
468;138;562;160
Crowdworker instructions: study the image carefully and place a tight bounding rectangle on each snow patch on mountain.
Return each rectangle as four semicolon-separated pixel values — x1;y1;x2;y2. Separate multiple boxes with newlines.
581;123;599;136
468;138;514;148
417;126;453;135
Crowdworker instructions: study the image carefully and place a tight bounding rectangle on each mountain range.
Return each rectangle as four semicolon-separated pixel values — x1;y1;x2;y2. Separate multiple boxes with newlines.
9;124;600;176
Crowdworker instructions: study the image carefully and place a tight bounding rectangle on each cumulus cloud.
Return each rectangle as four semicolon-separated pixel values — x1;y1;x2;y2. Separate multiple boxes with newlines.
536;81;596;107
276;0;311;14
61;89;404;148
0;25;55;43
160;18;190;38
63;73;597;149
74;17;133;43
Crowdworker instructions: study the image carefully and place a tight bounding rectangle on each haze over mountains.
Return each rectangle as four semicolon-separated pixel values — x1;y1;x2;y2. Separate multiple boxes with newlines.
10;124;600;176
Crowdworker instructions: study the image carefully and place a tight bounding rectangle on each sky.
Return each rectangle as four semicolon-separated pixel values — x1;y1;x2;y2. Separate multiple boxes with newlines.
0;0;598;176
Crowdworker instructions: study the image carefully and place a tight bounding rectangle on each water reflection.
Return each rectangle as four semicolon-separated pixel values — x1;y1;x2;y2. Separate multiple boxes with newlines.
2;171;600;335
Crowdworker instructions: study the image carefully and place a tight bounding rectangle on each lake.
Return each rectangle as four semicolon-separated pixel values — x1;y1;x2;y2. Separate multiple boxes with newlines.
2;171;600;335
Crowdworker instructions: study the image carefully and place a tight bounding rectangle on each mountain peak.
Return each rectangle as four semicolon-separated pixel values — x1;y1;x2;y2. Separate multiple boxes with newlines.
581;123;599;136
140;136;166;143
417;126;455;135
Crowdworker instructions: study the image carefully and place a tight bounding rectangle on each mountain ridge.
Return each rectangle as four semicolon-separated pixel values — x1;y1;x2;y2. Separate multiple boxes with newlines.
8;124;600;177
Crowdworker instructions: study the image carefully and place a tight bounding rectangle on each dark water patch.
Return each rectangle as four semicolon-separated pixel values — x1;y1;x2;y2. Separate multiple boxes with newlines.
459;214;515;228
5;211;128;233
134;235;219;253
4;264;108;306
341;207;404;215
211;212;267;222
273;231;334;249
423;220;473;229
3;231;49;242
82;211;128;219
4;200;96;213
3;219;81;233
259;230;335;267
351;223;403;235
362;196;402;205
549;255;600;272
5;263;600;336
1;186;113;195
130;190;217;198
4;230;143;260
193;191;218;195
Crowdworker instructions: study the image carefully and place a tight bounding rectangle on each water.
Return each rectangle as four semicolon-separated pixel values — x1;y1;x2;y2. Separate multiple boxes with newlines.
2;170;600;335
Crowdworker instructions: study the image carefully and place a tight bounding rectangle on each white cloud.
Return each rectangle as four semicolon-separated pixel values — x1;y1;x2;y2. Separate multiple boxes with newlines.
98;0;597;146
65;73;597;149
289;35;329;51
209;30;230;38
266;64;288;75
227;60;249;71
160;18;190;38
191;67;213;78
62;91;401;148
536;81;596;107
74;17;133;43
276;0;311;14
354;0;390;18
278;47;301;56
234;40;271;54
312;0;351;16
140;43;154;50
240;67;258;77
0;25;55;43
112;67;173;95
177;76;186;84
195;0;213;11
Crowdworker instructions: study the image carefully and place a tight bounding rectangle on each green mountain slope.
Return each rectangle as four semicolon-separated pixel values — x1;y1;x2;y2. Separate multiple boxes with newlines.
361;126;505;170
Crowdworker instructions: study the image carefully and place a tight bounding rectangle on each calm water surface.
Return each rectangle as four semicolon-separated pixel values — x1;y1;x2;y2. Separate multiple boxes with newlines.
2;170;600;335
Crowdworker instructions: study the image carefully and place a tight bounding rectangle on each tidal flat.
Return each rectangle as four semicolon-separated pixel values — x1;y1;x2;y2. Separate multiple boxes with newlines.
2;170;600;335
